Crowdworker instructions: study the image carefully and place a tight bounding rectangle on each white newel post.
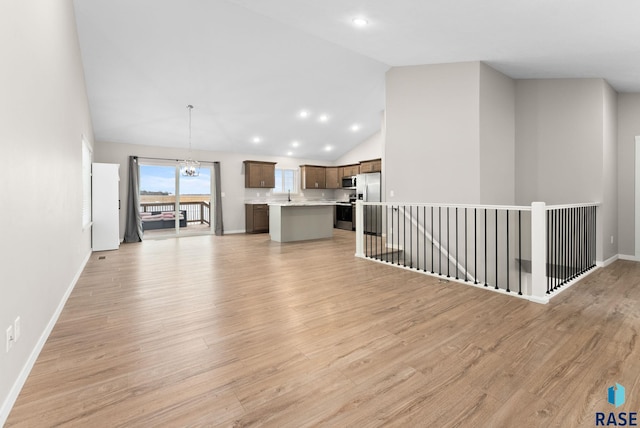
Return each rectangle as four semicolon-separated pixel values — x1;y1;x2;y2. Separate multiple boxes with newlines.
355;200;365;257
530;202;549;304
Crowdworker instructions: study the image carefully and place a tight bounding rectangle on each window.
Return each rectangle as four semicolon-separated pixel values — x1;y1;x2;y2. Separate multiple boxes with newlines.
274;168;298;194
82;136;92;228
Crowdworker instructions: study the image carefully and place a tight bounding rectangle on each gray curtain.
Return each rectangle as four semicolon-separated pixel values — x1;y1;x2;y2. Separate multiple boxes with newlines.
123;156;143;242
213;161;224;236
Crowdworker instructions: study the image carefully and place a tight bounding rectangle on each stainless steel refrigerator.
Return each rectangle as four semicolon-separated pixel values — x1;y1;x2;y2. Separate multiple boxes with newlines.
356;172;382;235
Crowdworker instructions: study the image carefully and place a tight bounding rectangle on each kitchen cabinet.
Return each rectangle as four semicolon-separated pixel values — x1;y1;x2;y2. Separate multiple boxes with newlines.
325;167;340;189
341;164;360;177
359;158;382;173
300;165;326;189
245;203;269;233
244;161;276;188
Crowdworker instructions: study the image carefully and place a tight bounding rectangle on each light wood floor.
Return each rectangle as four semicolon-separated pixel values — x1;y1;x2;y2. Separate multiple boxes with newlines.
7;230;640;427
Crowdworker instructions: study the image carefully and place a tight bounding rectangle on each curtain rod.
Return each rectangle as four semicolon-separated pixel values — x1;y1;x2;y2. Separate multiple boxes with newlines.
133;155;218;165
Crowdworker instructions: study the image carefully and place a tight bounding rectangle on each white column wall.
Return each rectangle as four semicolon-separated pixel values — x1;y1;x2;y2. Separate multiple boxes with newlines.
385;62;482;204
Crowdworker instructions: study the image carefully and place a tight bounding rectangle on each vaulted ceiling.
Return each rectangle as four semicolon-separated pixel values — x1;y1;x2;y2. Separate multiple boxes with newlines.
74;0;640;161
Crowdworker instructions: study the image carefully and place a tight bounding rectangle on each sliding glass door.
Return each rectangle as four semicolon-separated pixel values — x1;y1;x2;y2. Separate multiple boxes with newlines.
138;160;213;238
179;166;212;236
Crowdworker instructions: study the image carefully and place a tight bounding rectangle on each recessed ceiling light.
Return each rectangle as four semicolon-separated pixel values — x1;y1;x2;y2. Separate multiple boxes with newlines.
291;141;300;147
352;17;369;27
350;124;361;132
252;136;262;143
298;110;310;119
325;145;333;152
318;114;329;123
287;151;293;156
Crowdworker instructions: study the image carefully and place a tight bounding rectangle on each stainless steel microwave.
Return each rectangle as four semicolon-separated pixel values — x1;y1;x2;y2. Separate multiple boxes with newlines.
341;176;356;189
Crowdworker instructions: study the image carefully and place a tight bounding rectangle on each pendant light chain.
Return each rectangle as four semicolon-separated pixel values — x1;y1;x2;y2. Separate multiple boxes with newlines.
180;104;200;177
188;104;193;156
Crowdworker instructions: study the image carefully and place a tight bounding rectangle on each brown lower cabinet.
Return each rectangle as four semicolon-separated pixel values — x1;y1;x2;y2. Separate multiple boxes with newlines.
245;204;269;233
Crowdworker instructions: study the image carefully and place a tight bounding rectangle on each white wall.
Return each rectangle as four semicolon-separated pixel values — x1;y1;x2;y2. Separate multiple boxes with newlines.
617;94;640;256
479;63;516;204
335;129;383;166
515;79;604;205
385;62;482;204
515;78;618;262
94;141;335;236
0;0;94;422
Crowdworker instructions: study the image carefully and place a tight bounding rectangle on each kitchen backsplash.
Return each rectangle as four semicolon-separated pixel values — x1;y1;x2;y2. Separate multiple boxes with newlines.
244;188;355;203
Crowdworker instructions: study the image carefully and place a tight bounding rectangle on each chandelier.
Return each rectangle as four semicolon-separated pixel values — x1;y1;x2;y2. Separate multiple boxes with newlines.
180;104;200;177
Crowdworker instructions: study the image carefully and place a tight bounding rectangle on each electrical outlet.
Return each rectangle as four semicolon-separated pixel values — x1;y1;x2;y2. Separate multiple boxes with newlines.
14;317;21;342
6;325;14;352
390;190;395;197
257;192;260;197
611;235;614;244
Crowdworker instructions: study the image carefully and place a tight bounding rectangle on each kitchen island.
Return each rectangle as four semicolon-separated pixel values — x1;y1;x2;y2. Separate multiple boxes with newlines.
268;202;335;242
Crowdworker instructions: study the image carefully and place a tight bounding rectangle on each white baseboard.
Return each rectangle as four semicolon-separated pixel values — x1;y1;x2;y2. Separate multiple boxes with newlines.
0;250;91;426
619;254;640;262
597;254;619;268
223;229;246;235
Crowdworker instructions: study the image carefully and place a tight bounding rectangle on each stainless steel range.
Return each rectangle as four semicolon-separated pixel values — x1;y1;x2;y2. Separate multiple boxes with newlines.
335;196;357;230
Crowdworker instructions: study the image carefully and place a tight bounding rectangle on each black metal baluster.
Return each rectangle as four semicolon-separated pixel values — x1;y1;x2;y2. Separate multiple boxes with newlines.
555;208;559;288
474;208;478;284
518;210;522;295
439;207;442;276
545;210;552;294
484;209;488;287
431;206;434;273
592;206;596;268
563;208;567;286
506;210;510;293
410;206;413;269
583;206;587;274
570;207;574;280
465;208;468;282
403;205;407;267
576;207;579;275
455;207;459;280
580;206;584;274
380;205;383;262
552;209;556;290
559;208;564;287
556;209;560;289
423;206;427;272
447;207;450;278
390;206;394;264
397;205;401;266
564;208;571;284
380;205;389;261
415;206;419;270
365;204;369;257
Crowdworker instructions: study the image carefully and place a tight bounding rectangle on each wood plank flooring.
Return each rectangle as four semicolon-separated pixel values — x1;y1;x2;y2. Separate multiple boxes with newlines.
6;230;640;427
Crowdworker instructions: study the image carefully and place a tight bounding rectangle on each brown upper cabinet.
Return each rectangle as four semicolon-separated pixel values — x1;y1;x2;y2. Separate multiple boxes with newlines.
341;164;360;177
359;158;382;173
300;165;326;189
244;160;276;188
325;167;340;189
